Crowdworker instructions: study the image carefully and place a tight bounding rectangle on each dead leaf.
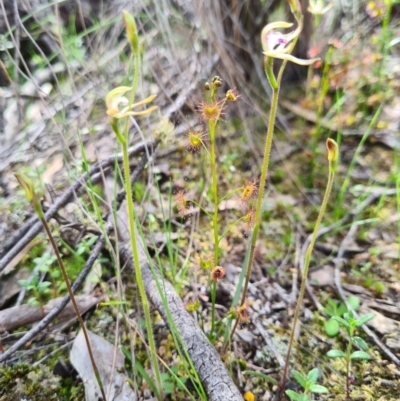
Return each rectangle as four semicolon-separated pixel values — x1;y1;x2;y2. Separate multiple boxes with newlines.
310;265;335;287
0;266;30;307
70;329;137;401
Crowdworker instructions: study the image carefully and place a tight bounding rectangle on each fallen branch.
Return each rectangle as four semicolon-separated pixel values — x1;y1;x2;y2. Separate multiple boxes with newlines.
117;208;243;401
0;294;102;334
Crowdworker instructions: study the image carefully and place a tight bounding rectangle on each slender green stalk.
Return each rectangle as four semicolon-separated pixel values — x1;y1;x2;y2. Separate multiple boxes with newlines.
280;158;336;392
224;53;293;353
240;83;279;307
110;12;162;399
309;46;333;187
223;61;279;352
121;140;163;400
209;119;219;335
209;120;219;266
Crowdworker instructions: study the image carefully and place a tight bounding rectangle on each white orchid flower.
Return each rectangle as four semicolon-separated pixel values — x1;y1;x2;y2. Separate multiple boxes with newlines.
261;21;320;66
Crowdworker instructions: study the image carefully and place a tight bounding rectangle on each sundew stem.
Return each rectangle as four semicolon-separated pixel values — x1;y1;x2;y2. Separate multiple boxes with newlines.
209;118;219;335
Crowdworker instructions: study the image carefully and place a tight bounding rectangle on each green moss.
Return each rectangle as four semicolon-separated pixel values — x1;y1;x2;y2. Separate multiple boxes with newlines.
0;363;59;401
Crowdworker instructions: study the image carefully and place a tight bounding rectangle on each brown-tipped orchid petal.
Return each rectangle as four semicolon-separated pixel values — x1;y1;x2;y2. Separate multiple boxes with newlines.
262;52;320;66
106;87;157;119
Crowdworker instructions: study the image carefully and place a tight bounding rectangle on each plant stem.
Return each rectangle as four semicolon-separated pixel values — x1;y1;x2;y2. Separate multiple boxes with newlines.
121;140;163;400
40;217;107;401
240;84;279;307
209;119;219;335
224;62;281;352
225;16;303;353
280;167;336;392
209;120;219;266
222;60;280;353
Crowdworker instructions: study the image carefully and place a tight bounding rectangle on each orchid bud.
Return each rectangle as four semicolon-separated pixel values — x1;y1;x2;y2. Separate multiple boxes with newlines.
326;138;339;172
122;11;139;56
326;138;339;162
15;173;44;218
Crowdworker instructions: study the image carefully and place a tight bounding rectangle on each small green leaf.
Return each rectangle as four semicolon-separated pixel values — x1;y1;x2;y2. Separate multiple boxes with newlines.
331;316;350;329
347;296;360;311
37;282;51;292
327;349;346;358
325;319;340;337
337;302;347;316
27;297;40;307
242;370;277;384
163;379;175;394
306;368;319;384
309;384;329;394
352;336;368;351
344;309;356;319
285;390;300;401
350;351;371;360
355;313;375;327
292;370;307;388
18;280;29;288
325;299;338;317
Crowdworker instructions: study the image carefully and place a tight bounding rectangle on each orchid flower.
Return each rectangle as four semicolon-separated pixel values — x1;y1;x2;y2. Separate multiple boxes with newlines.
261;21;320;66
105;86;157;119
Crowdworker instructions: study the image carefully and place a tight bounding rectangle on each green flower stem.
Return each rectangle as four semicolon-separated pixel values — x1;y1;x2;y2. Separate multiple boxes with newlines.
209;119;219;335
209;120;219;266
225;22;304;353
39;216;107;401
224;63;281;353
281;163;336;392
240;82;279;307
265;59;278;90
115;17;162;398
121;140;163;400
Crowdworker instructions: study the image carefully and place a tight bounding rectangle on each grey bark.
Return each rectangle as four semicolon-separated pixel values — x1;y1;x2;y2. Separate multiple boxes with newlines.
117;205;243;401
